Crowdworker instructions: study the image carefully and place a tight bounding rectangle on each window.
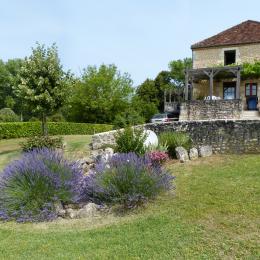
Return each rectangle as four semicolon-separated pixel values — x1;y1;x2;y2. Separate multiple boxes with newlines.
223;82;236;100
224;50;236;65
245;83;257;96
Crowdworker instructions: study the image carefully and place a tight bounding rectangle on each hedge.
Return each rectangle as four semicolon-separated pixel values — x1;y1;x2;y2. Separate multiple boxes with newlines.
0;122;113;139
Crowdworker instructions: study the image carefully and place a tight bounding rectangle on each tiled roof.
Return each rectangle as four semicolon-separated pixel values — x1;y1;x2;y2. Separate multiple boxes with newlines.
191;20;260;49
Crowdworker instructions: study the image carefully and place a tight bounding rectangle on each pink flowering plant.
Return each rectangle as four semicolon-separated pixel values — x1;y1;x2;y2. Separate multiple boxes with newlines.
148;151;169;165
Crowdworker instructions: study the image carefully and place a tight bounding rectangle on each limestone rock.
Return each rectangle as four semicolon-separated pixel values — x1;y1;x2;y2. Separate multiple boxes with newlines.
66;208;78;219
77;203;99;218
189;148;198;160
143;130;158;148
57;209;66;217
198;145;213;157
175;146;189;163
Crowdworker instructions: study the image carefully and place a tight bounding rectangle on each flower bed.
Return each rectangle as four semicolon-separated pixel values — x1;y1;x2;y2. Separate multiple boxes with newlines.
0;147;174;222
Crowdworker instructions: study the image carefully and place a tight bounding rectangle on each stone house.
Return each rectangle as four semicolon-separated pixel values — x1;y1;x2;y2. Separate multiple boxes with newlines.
168;20;260;120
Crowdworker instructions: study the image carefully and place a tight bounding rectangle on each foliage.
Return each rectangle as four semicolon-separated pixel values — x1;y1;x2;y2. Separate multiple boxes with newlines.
154;71;173;111
113;109;145;128
0;59;24;113
0;108;19;122
20;136;64;152
134;79;161;119
168;58;192;88
65;64;133;123
114;127;148;155
159;132;192;158
0;149;84;222
14;43;71;135
81;153;174;208
47;112;65;122
136;79;159;105
147;142;169;153
0;122;113;139
241;61;260;79
131;96;159;122
147;151;169;165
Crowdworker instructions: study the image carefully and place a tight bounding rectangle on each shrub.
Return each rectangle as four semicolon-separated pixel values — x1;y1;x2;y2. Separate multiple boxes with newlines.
0;122;113;139
113;111;145;129
114;127;147;155
0;108;19;122
146;143;169;153
20;136;64;152
47;113;65;122
0;149;84;222
148;151;169;165
159;132;192;158
81;153;174;208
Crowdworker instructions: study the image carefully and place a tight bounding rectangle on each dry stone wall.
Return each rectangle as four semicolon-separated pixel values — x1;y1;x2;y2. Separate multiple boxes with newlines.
179;100;242;121
91;120;260;154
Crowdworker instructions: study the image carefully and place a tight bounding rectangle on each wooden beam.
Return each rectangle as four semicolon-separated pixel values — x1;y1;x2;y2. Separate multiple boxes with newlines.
236;68;241;99
185;69;189;101
209;70;213;100
190;77;194;101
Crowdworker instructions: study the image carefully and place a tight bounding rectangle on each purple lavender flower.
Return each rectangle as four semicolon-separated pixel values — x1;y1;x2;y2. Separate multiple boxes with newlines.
0;148;84;222
80;152;174;208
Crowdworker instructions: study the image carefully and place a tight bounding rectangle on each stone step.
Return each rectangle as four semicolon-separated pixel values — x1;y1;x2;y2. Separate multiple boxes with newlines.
241;110;260;120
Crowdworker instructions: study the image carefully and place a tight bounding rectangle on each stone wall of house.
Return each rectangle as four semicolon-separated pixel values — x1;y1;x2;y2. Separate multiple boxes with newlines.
91;120;260;154
178;100;243;121
192;43;260;69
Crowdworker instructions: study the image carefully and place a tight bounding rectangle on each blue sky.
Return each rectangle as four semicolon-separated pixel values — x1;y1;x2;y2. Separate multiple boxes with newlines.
1;0;260;85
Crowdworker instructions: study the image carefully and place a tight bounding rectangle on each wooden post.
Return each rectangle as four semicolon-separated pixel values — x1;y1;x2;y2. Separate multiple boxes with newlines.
236;67;241;99
169;89;172;103
185;69;189;101
209;70;213;100
190;77;193;101
164;90;166;111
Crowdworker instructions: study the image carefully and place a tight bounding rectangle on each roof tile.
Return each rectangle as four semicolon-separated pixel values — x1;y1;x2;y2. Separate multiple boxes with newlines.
191;20;260;49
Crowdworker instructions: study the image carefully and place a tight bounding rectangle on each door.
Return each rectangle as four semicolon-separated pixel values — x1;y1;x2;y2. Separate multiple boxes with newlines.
245;83;258;110
223;82;236;100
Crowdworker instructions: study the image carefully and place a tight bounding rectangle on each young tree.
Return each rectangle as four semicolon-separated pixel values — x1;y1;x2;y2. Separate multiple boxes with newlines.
15;43;70;135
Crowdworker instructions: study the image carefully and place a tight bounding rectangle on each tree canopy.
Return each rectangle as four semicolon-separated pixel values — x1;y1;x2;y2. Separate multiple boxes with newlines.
14;43;70;135
65;64;133;124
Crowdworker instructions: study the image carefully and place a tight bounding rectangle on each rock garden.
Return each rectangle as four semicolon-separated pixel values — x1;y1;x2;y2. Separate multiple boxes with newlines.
0;127;214;223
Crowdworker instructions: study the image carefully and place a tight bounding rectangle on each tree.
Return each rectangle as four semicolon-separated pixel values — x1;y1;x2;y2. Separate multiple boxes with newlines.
0;59;23;110
168;58;192;102
168;58;192;88
136;79;159;104
65;64;133;123
131;95;158;123
15;43;70;135
154;71;173;111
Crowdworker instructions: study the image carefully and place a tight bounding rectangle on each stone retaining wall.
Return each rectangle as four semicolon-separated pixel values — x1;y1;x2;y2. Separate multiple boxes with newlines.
91;120;260;154
179;100;242;121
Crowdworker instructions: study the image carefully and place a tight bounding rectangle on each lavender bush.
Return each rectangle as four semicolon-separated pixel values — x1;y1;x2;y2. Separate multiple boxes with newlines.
81;152;174;208
0;149;84;222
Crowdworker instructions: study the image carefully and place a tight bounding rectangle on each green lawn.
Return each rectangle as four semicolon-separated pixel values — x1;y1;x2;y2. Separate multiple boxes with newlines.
0;135;92;170
0;139;259;259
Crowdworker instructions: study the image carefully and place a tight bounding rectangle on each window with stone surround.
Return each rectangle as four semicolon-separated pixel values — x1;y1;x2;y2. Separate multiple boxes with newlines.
224;50;236;65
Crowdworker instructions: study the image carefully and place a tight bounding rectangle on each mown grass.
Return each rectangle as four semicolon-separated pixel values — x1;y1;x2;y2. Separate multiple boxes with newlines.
0;135;92;170
0;147;259;259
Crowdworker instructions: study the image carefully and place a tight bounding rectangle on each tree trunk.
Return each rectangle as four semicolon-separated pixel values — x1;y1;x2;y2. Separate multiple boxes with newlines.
41;113;48;136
